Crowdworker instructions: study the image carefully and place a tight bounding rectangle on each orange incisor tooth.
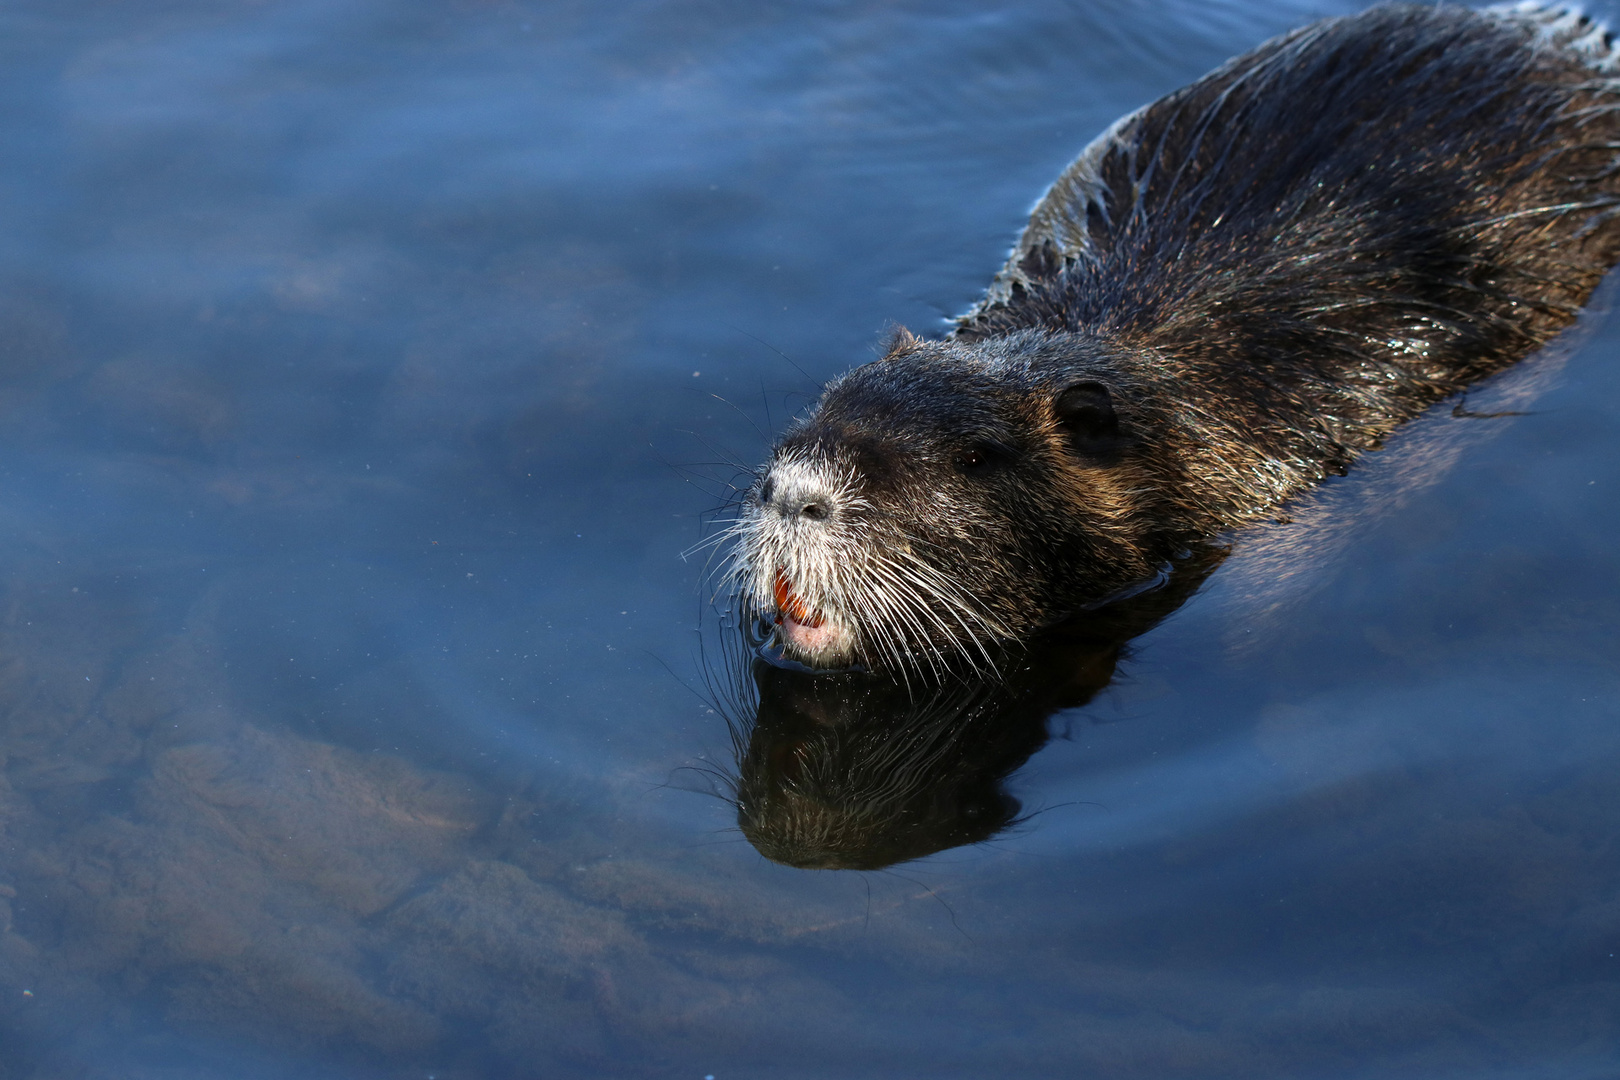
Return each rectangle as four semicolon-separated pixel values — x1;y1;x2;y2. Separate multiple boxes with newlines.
773;570;824;628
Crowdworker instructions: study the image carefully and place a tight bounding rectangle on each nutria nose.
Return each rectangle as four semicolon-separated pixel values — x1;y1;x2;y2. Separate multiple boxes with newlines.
761;463;837;524
775;490;833;522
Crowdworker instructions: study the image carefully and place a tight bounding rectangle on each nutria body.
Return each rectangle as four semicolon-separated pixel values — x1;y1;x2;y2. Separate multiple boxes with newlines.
734;3;1620;673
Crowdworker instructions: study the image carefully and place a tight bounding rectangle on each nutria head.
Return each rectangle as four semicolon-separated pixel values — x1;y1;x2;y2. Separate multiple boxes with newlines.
733;327;1172;673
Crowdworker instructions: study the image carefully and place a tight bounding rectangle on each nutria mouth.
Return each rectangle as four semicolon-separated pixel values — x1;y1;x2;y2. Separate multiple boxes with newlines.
772;569;824;629
733;3;1620;674
771;569;856;662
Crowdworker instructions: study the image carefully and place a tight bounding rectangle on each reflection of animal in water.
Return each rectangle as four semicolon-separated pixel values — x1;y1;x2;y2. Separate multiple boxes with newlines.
727;550;1222;869
731;5;1620;674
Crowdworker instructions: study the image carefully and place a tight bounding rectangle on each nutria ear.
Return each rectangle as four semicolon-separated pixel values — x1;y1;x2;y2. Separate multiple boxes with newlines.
1053;381;1121;454
879;324;923;360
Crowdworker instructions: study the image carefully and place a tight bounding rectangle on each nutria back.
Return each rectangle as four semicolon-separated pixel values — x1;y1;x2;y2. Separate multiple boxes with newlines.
735;4;1620;673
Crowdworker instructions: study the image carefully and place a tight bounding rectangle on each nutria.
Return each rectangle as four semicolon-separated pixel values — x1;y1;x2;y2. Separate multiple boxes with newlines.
730;3;1620;673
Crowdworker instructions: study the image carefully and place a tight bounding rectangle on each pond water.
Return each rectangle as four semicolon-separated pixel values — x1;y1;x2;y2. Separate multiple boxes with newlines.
1;0;1618;1077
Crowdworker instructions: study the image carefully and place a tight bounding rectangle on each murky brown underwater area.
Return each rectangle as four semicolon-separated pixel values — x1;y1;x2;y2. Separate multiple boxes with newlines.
0;1;1618;1077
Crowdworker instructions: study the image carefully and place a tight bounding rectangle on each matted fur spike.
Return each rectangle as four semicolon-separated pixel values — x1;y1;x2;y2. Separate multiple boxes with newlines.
1486;2;1618;67
879;324;924;359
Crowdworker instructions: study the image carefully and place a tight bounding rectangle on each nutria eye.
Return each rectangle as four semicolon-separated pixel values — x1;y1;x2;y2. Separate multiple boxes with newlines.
954;442;1009;475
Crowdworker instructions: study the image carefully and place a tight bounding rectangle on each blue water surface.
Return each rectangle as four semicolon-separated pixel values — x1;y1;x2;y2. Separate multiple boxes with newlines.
0;1;1617;1077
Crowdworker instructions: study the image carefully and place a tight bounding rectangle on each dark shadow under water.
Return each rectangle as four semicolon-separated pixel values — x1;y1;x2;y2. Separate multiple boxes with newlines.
727;547;1226;869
